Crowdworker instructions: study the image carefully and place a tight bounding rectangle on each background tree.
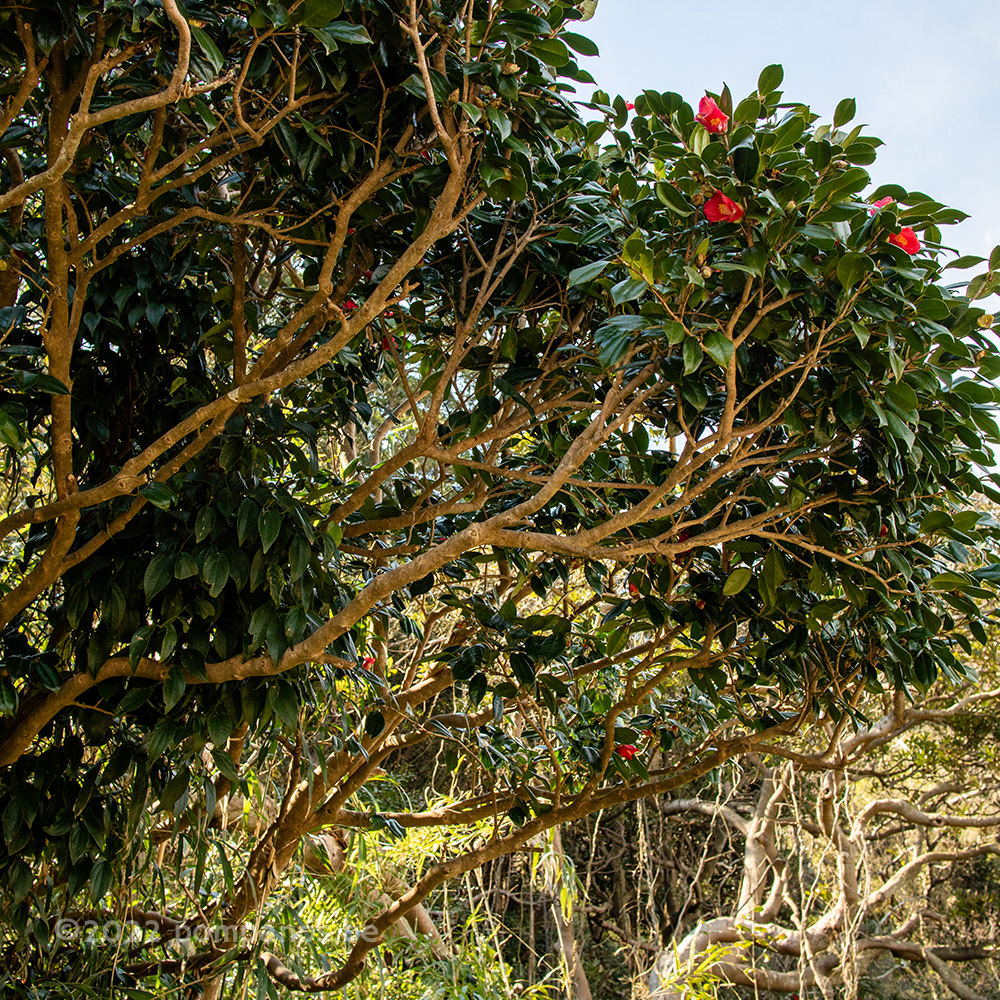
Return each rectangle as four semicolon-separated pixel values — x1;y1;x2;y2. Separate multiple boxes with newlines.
1;0;999;995
643;681;1000;999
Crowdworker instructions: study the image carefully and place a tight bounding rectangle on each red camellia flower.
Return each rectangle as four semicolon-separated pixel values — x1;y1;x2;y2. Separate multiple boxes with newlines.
703;191;745;223
868;196;894;217
695;95;729;134
381;334;396;351
888;227;921;255
343;299;357;311
615;744;639;760
362;656;375;669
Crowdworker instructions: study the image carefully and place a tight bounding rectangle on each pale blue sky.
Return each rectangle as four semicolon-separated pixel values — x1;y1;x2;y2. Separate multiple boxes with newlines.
578;1;1000;267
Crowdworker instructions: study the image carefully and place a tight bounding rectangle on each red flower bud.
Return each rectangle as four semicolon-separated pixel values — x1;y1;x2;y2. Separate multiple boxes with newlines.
628;583;639;596
615;744;639;760
343;299;357;311
868;196;894;217
888;227;921;255
362;269;373;281
695;599;706;610
625;101;635;111
879;525;889;537
362;656;375;668
695;95;729;134
381;334;396;351
347;227;355;235
704;191;744;223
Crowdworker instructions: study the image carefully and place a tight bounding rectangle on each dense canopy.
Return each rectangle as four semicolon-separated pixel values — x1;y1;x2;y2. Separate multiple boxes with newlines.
1;0;999;995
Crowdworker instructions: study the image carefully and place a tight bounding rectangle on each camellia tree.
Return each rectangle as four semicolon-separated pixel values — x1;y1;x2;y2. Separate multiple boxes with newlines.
1;0;1000;996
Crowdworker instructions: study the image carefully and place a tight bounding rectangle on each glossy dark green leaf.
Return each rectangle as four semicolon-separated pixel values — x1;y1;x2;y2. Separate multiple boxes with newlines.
654;182;694;216
364;709;385;738
259;509;281;552
836;252;873;291
163;665;186;712
567;259;610;286
144;553;174;601
140;482;176;509
723;567;753;596
833;97;857;128
89;858;113;903
757;64;784;94
271;683;300;729
702;331;734;368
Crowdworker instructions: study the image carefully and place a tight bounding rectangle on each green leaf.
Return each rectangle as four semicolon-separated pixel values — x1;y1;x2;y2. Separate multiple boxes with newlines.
86;859;114;905
140;482;175;509
3;799;22;847
531;37;570;67
485;106;511;141
163;665;186;712
561;31;599;56
663;321;687;345
259;509;281;552
920;510;953;534
884;411;915;450
401;69;451;103
129;625;154;670
293;0;344;26
271;683;299;728
567;259;610;286
836;390;866;429
11;860;31;903
148;719;179;759
761;549;786;601
0;410;21;447
682;336;702;375
468;672;487;706
757;64;784;94
733;96;761;125
594;314;651;367
610;276;647;305
654;182;694;216
195;507;216;542
364;710;386;738
158;769;190;812
836;251;873;291
944;255;986;270
732;143;760;183
289;536;311;582
174;552;199;579
833;97;857;128
144;553;174;601
237;499;258;545
211;748;239;783
321;21;372;44
723;567;753;596
884;381;918;418
203;552;230;597
702;331;735;368
189;26;223;75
